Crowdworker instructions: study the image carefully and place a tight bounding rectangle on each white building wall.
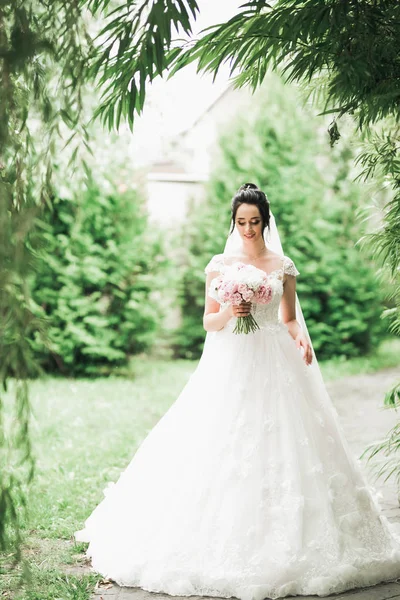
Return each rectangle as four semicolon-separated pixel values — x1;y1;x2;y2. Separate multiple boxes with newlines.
176;86;251;177
145;85;252;226
146;174;208;226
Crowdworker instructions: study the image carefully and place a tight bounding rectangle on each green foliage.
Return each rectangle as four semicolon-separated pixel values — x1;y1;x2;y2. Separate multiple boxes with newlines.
171;1;400;129
91;1;400;136
88;0;199;130
0;196;42;558
30;183;164;376
0;0;94;554
356;127;400;411
173;77;386;360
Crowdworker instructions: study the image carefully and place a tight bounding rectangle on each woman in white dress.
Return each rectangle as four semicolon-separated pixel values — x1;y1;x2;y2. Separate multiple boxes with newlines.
76;183;400;599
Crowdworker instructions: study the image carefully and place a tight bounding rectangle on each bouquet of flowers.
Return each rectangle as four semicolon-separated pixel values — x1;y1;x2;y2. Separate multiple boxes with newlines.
209;262;273;334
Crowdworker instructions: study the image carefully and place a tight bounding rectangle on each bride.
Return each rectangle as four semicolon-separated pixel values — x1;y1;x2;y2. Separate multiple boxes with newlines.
76;183;400;600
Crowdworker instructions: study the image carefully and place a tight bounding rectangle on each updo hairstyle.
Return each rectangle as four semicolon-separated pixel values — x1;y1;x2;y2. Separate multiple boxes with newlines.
230;183;271;235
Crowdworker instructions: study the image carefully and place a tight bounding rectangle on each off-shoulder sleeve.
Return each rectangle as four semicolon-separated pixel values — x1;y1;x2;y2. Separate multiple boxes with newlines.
283;255;300;277
204;254;225;275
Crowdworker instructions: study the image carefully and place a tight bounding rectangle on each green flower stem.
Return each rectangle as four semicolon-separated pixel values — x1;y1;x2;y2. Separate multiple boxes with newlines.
233;314;260;335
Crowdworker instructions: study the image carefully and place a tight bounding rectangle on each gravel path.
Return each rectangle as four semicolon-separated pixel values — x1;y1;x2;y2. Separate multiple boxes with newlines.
92;367;400;600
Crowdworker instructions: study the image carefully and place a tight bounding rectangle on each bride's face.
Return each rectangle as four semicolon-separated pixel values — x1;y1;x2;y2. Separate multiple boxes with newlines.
235;203;263;244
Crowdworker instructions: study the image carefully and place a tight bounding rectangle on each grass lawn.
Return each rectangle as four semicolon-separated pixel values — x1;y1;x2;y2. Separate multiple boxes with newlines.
1;339;399;599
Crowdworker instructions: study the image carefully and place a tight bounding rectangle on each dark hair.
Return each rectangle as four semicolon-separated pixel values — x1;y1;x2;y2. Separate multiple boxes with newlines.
230;183;270;234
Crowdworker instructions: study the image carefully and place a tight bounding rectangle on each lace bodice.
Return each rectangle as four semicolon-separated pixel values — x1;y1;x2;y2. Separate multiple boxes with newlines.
204;254;299;331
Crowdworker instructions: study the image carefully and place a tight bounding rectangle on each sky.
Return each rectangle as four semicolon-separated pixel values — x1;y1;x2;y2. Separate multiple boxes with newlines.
130;0;243;164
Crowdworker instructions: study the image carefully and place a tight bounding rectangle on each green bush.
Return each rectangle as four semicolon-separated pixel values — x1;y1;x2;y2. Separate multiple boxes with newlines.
30;183;165;376
173;75;387;360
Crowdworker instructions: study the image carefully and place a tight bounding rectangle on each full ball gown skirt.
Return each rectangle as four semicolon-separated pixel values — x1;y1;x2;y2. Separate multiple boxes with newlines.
75;255;400;600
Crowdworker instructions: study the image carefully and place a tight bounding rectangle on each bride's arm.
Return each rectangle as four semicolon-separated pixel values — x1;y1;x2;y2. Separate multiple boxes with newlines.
203;271;233;332
281;274;313;365
280;274;300;337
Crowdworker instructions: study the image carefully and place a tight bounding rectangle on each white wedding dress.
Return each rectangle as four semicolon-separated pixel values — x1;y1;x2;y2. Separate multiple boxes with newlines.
76;253;400;600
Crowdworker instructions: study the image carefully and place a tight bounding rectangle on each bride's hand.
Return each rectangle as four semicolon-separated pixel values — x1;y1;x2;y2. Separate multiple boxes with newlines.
295;333;313;366
231;301;252;318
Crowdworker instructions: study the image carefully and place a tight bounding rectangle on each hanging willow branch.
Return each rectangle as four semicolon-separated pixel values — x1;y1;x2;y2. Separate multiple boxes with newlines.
0;0;93;559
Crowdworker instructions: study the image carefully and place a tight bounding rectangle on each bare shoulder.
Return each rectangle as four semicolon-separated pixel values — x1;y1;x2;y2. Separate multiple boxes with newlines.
260;249;284;272
267;250;283;261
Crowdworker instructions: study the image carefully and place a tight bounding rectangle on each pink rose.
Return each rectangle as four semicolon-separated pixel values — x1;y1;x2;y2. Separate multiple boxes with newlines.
227;281;238;294
218;289;229;303
238;283;254;302
242;289;254;302
218;280;234;303
256;284;273;304
231;292;243;306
